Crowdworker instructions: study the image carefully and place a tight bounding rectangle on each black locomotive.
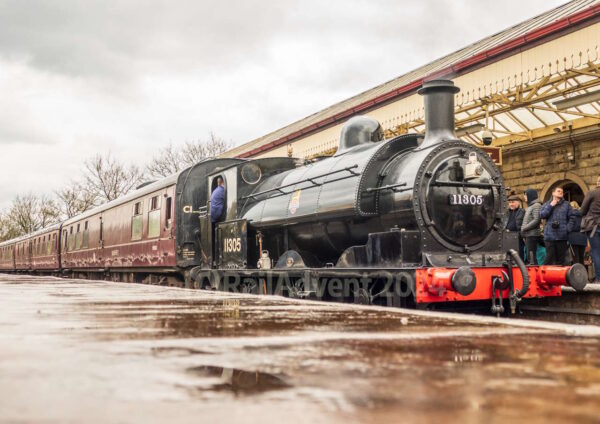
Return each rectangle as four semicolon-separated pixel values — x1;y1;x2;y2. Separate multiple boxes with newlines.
180;79;587;311
1;79;587;313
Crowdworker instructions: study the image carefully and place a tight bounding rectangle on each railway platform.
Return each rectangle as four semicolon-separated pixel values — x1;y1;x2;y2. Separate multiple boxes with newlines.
519;283;600;324
2;274;600;423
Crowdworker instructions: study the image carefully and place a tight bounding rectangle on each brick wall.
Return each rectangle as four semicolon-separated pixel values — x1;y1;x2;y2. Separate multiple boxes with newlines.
501;134;600;201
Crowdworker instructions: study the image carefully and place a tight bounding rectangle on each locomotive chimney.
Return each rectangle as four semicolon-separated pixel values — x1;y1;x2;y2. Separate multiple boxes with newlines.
417;79;460;147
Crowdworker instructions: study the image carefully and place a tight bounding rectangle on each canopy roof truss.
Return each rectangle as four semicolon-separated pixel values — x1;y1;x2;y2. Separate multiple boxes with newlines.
384;56;600;147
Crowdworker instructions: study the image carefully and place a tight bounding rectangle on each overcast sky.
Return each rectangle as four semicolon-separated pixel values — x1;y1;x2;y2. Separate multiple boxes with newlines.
0;0;567;209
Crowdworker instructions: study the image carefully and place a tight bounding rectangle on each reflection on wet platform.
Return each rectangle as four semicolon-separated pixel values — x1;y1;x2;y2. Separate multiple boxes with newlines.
2;274;600;423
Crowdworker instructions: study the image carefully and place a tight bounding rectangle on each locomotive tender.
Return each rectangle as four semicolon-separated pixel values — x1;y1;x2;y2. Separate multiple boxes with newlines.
0;80;588;313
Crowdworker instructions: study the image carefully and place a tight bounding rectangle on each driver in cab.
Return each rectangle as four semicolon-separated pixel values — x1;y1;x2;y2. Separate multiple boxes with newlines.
211;176;226;223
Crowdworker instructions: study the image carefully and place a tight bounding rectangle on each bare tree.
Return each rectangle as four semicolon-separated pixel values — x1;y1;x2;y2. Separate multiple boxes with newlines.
0;212;21;242
2;194;60;238
145;143;182;179
146;132;231;178
84;153;146;203
55;181;98;218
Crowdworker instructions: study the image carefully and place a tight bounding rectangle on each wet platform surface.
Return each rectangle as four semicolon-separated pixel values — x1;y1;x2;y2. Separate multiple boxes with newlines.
2;274;600;423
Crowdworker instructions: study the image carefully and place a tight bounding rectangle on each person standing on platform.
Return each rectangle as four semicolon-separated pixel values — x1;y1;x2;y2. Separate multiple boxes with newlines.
506;194;525;261
540;187;573;265
521;189;542;265
567;201;587;266
581;177;600;283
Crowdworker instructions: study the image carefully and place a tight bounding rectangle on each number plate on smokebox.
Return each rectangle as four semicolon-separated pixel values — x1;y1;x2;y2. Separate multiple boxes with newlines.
448;194;485;205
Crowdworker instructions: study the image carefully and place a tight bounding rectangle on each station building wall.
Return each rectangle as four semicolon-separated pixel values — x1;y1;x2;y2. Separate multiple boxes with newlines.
501;131;600;205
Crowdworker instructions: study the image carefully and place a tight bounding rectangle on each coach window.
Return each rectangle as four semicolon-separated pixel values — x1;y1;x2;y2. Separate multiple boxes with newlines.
75;224;82;250
82;221;89;249
165;197;172;228
68;226;75;252
132;201;143;241
148;195;161;238
62;230;67;252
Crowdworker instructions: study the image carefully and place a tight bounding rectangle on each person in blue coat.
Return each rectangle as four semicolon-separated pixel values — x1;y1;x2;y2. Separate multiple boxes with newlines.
210;176;226;223
539;186;573;265
568;201;588;266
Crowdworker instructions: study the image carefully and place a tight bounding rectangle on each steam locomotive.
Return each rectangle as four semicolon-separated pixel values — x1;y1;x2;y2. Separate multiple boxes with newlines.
0;79;588;313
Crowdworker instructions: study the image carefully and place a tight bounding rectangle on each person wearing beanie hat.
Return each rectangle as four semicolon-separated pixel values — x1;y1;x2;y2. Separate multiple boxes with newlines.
521;189;542;264
581;177;600;283
505;193;525;260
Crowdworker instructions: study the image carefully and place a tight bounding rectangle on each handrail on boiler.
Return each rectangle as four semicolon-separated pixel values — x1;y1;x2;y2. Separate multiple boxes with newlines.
241;164;359;200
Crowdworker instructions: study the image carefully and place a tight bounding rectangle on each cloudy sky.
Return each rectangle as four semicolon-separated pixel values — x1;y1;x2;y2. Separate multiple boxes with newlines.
0;0;566;209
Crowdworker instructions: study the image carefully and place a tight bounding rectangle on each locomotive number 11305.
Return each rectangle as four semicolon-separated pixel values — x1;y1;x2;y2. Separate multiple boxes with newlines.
223;237;242;253
448;194;485;205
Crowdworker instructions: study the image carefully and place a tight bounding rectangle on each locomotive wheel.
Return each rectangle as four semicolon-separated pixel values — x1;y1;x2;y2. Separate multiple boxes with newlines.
354;288;372;305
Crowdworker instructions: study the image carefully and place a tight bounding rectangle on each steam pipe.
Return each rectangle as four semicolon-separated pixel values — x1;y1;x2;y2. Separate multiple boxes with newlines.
507;249;529;299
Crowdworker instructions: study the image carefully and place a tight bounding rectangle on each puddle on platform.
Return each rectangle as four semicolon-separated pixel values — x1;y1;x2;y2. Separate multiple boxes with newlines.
187;366;290;394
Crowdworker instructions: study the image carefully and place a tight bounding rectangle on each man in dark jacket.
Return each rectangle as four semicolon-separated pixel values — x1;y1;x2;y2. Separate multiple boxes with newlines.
568;201;587;266
521;189;542;264
506;194;525;260
540;186;573;265
581;177;600;283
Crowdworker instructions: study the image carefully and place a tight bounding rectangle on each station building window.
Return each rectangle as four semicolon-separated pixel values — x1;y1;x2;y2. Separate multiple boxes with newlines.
132;201;143;241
